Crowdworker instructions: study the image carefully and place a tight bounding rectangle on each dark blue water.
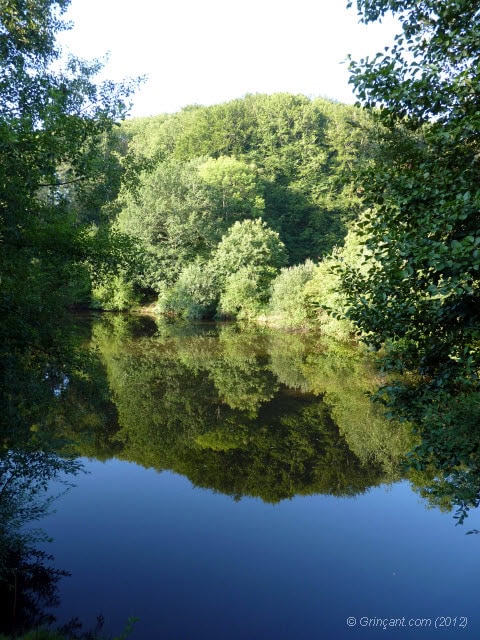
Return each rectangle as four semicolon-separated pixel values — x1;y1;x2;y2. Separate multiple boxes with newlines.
43;458;480;640
8;316;476;639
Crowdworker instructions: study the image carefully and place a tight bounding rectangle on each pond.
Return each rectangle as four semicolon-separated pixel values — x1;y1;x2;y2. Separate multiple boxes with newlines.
3;315;480;639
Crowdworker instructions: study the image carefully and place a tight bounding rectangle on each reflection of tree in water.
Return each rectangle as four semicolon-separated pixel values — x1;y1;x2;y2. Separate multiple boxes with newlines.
201;329;278;415
0;543;68;636
189;388;384;502
27;313;480;523
0;448;117;638
404;394;480;526
0;450;80;637
91;316;400;502
84;315;480;520
0;310;119;637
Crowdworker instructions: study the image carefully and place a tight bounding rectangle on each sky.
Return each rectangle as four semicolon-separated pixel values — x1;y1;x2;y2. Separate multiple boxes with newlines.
58;0;399;119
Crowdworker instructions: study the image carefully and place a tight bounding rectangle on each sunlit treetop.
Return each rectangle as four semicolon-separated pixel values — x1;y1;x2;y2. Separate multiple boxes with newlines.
0;0;69;64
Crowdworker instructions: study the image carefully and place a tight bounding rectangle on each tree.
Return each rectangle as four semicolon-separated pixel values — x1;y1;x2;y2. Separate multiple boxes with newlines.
198;156;265;221
117;156;266;294
342;0;480;403
212;218;287;278
268;261;315;329
157;218;287;320
117;158;216;289
157;258;219;319
339;1;480;504
218;266;265;320
212;218;287;317
0;0;133;437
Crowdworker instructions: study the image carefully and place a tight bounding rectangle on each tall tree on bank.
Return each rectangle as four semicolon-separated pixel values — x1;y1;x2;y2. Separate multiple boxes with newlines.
0;0;133;437
341;0;480;415
339;1;480;517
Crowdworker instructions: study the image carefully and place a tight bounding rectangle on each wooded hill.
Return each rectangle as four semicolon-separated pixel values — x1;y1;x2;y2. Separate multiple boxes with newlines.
94;93;373;323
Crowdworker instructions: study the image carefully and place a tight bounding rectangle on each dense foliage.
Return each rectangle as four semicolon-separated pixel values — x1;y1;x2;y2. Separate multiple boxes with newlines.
340;0;480;509
85;315;480;522
6;10;480;637
344;0;480;385
0;0;136;439
104;93;373;318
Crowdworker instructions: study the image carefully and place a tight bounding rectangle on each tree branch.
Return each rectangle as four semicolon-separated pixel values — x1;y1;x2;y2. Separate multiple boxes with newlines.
37;175;87;188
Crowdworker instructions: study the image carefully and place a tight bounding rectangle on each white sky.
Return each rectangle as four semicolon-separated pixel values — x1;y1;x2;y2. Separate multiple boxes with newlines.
58;0;399;118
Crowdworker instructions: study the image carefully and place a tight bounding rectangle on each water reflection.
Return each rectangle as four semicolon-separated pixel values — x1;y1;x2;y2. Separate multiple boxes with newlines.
85;316;410;502
82;315;480;523
0;312;117;637
4;313;480;635
0;450;79;636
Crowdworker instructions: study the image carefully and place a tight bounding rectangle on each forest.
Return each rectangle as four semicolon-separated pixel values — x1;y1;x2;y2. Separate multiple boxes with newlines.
84;92;372;335
1;0;480;636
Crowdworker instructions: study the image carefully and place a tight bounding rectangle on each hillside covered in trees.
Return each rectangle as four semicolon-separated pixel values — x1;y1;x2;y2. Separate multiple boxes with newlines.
90;93;373;330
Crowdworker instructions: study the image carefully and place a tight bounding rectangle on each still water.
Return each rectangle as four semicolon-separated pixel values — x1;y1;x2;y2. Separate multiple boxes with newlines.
12;316;480;638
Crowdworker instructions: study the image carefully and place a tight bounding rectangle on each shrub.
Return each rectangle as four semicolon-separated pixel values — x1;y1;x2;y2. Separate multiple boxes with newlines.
303;230;368;340
91;273;140;311
268;260;315;328
156;260;219;320
218;267;264;320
